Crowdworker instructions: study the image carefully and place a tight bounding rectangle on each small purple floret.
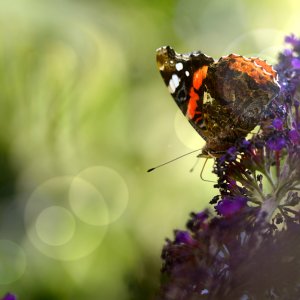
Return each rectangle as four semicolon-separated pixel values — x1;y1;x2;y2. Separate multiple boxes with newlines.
194;211;209;222
285;34;300;48
292;58;300;69
215;197;247;217
174;230;194;245
227;146;236;156
283;48;293;56
289;129;300;144
272;118;283;130
241;139;251;148
266;136;286;151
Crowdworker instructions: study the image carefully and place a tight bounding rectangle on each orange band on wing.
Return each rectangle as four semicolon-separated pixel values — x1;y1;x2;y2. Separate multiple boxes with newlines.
193;66;208;90
186;66;208;120
187;88;199;119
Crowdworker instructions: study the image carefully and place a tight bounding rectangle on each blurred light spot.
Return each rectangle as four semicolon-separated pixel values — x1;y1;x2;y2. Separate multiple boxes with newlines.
25;177;107;261
44;41;78;83
74;166;129;225
174;111;205;149
222;29;286;59
257;45;286;65
174;0;245;53
69;177;109;226
0;240;26;284
36;206;76;246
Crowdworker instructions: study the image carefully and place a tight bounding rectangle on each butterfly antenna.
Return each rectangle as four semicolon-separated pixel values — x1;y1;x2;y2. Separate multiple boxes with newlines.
147;148;201;172
200;156;215;183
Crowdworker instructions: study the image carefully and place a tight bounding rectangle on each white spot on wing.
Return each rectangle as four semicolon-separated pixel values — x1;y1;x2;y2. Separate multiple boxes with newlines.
185;71;189;76
168;74;180;94
176;62;183;71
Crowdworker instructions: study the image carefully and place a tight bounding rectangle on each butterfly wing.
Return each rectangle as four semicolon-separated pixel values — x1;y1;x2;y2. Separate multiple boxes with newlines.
206;54;280;129
156;46;214;140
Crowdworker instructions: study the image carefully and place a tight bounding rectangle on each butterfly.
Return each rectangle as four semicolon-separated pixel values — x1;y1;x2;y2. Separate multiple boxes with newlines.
156;46;280;156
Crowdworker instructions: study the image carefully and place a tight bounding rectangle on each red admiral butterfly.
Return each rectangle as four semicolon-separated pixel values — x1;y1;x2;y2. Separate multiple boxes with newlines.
156;46;280;156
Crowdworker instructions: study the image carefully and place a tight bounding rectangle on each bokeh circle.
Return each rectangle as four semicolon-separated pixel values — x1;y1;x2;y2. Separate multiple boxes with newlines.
25;166;128;261
70;166;129;225
35;206;76;246
174;111;205;150
222;29;286;62
25;176;107;261
0;240;26;284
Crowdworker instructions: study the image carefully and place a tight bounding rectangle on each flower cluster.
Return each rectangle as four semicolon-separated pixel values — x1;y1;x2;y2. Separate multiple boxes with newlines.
158;35;300;300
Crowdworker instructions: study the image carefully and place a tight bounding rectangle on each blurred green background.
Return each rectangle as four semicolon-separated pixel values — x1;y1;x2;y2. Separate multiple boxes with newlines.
0;0;299;299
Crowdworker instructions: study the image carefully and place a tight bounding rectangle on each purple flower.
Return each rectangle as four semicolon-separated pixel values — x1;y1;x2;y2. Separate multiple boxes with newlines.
193;210;209;221
285;33;297;44
285;33;300;51
227;146;236;155
215;196;247;217
174;230;195;245
1;294;17;300
241;139;251;148
272;118;283;130
266;136;286;151
292;58;300;69
289;129;300;144
283;48;293;56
